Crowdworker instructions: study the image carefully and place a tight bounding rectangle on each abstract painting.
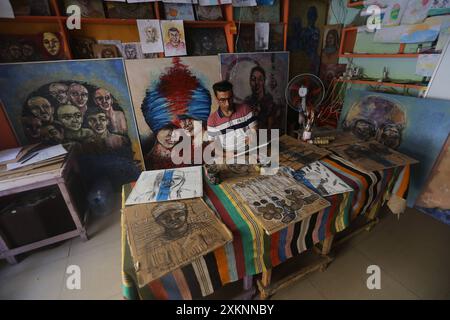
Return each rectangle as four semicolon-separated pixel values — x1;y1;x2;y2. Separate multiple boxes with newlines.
125;166;203;205
289;161;353;197
125;56;221;169
0;59;144;187
219;52;289;131
185;28;228;56
161;20;187;57
329;141;418;172
340;90;450;205
229;171;330;234
124;197;232;286
278;134;331;170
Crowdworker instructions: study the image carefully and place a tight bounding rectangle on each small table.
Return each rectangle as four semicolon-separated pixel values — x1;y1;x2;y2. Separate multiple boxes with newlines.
0;149;88;264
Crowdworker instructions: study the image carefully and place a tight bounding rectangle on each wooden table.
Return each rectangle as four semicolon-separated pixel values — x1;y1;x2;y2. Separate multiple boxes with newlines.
0;150;88;264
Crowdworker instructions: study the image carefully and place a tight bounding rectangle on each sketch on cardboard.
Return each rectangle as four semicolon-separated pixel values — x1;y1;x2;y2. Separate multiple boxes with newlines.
124;198;232;286
125;166;203;205
230;171;330;234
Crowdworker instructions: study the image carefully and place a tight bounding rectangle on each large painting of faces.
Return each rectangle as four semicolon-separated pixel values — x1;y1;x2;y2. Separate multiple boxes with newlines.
125;57;221;170
219;52;289;131
339;89;450;209
0;59;144;187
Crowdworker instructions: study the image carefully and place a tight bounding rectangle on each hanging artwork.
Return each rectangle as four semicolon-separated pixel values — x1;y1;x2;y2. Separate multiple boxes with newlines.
11;0;52;16
124;197;232;287
235;24;256;52
321;24;341;65
164;3;195;20
63;0;105;18
160;20;187;57
105;2;155;19
233;0;280;23
339;89;450;205
219;52;289;131
137;19;164;54
125;56;220;169
194;4;223;20
125;166;203;205
0;59;144;187
185;28;228;56
269;23;284;51
229;171;330;234
92;44;121;59
255;22;270;51
289;161;353;197
122;43;144;60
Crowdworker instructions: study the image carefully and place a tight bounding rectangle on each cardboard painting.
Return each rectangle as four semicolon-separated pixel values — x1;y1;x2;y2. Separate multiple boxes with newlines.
64;0;105;18
233;0;280;22
321;24;341;65
278;134;331;170
161;20;187;57
219;52;289;131
105;2;155;19
185;28;228;56
164;3;195;20
0;59;144;187
137;19;164;54
195;4;223;20
339;89;450;205
125;166;203;205
229;171;330;234
329;141;418;172
124;197;232;287
291;161;353;197
125;57;220;169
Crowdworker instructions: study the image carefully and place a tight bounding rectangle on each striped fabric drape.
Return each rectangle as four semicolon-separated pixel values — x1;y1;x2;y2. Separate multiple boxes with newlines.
121;157;410;300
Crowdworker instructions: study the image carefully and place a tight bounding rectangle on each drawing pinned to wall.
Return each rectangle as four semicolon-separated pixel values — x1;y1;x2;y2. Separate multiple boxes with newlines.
194;4;223;20
289;161;353;197
161;20;187;57
137;19;164;54
186;28;228;55
219;52;289;131
164;3;195;20
124;197;232;287
255;22;270;51
125;56;220;169
125;166;203;205
230;171;330;234
0;59;144;186
339;89;450;205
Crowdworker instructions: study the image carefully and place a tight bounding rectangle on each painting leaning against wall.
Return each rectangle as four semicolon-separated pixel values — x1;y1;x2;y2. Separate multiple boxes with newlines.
0;59;144;188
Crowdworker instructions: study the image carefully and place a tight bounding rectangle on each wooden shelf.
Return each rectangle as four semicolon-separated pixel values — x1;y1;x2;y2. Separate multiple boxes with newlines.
340;53;420;58
338;79;427;90
347;1;364;8
0;16;60;23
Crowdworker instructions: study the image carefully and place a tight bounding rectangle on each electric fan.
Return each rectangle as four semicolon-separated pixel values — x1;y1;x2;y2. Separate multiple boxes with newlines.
285;73;325;140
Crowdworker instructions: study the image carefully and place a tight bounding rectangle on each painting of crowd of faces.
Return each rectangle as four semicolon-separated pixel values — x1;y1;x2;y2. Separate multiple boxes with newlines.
339;89;450;207
125;56;221;170
0;59;144;186
219;52;289;131
124;197;232;287
229;171;330;234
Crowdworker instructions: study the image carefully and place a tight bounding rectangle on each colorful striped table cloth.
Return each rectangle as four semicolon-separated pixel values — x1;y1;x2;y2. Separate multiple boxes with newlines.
121;157;410;300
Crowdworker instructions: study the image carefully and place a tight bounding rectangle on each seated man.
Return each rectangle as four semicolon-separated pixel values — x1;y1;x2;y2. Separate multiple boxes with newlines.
205;80;258;183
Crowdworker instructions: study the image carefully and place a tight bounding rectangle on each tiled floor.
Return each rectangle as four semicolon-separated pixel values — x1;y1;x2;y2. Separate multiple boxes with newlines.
1;197;449;300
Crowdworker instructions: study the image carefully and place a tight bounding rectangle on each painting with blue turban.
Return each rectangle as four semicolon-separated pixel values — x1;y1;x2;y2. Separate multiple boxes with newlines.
126;57;221;169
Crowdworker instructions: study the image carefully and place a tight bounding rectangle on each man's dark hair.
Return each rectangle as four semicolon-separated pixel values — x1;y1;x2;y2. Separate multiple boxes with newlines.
212;80;233;96
250;66;266;79
85;106;106;118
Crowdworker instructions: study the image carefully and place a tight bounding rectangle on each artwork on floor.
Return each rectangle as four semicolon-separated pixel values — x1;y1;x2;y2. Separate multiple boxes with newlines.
278;134;331;170
329;141;418;172
137;19;164;54
124;197;232;287
229;171;330;234
219;51;289;131
340;90;450;206
415;134;450;224
64;0;105;18
0;32;66;62
125;56;220;169
233;0;280;22
289;161;353;197
194;4;223;20
269;23;284;51
161;20;187;57
321;24;341;65
105;2;155;19
235;24;255;53
186;28;228;56
123;42;144;60
92;44;121;59
255;22;270;51
125;166;203;205
0;59;144;187
71;36;96;59
287;0;328;76
164;3;195;20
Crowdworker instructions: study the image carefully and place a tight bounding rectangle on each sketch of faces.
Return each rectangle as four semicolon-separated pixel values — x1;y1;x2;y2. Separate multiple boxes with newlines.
87;112;108;135
26;96;54;123
145;26;159;43
124;44;138;59
57;104;83;131
68;83;89;110
49;83;69;104
42;32;61;56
